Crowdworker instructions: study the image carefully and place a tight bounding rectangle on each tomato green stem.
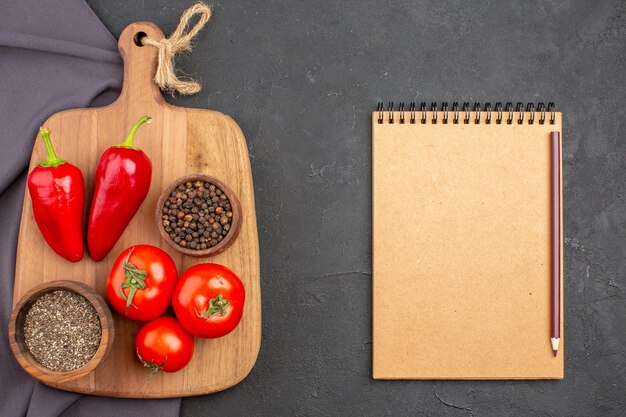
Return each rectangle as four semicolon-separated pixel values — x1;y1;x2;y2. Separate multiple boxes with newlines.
196;292;230;318
136;349;166;381
118;248;148;312
118;116;152;149
38;127;65;167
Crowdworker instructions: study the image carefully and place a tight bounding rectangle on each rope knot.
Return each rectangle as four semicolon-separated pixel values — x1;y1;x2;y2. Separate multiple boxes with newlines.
142;2;212;95
160;39;174;54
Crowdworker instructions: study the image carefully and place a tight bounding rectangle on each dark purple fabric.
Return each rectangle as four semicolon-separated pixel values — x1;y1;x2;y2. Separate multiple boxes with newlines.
0;1;180;415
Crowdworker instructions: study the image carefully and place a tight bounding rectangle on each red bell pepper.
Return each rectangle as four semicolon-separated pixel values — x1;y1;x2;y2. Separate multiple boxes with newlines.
28;128;85;262
87;116;152;261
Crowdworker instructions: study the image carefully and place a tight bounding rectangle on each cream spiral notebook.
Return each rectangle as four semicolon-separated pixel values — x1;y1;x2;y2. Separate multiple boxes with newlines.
372;102;564;379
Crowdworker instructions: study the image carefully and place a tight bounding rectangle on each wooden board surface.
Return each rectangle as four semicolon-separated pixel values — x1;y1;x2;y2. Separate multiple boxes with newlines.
13;22;261;398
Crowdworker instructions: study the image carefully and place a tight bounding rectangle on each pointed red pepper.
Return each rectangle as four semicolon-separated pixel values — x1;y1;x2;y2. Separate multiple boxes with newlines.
87;116;152;261
28;128;85;262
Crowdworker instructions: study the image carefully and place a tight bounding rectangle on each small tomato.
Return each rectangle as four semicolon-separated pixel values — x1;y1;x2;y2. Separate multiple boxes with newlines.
135;316;194;374
172;263;245;338
106;245;178;321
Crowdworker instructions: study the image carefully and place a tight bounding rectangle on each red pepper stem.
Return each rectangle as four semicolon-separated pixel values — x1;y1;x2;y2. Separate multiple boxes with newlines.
38;127;65;167
119;116;152;149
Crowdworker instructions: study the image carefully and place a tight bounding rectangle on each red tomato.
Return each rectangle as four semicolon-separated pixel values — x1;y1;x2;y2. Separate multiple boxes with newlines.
106;245;178;321
172;263;245;338
135;316;194;374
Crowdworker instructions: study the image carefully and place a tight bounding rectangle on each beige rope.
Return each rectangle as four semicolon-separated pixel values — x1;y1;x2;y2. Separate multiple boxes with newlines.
142;2;212;95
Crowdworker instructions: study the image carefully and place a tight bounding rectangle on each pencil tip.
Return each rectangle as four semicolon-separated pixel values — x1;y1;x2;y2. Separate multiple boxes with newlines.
551;337;560;356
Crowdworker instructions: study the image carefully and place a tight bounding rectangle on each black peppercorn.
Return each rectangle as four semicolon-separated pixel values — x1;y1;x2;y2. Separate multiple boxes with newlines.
161;178;235;251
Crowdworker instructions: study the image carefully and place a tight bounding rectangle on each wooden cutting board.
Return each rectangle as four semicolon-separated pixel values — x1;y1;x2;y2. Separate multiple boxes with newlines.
12;21;261;398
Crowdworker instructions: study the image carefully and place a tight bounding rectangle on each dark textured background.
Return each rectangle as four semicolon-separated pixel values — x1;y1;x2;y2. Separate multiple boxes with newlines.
85;0;626;415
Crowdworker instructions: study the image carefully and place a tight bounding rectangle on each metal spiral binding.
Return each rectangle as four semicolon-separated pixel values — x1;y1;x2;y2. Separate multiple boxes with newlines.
527;103;535;124
516;102;524;124
505;102;514;124
495;102;503;124
473;102;481;124
463;102;470;124
538;102;545;124
376;102;556;125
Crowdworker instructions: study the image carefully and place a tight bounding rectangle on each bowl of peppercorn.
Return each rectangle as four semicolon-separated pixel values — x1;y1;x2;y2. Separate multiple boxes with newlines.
8;280;115;384
156;174;242;257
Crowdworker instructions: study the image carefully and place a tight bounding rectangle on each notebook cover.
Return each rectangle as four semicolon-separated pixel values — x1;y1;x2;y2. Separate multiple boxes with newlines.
372;111;564;379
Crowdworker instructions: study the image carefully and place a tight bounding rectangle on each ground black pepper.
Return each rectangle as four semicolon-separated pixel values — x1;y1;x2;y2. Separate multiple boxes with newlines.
23;290;101;371
161;179;233;250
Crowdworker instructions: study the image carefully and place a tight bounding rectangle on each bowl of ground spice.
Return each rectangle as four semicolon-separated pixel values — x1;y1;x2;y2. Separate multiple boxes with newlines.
156;174;242;257
8;280;114;384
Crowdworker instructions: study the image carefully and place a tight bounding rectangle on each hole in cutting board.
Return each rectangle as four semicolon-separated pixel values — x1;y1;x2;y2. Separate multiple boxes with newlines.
133;32;147;47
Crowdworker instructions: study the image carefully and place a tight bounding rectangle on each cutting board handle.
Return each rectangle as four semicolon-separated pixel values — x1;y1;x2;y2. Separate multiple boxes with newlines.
117;22;166;105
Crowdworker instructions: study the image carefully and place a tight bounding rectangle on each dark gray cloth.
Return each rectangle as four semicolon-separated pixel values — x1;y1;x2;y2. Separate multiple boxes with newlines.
0;0;180;415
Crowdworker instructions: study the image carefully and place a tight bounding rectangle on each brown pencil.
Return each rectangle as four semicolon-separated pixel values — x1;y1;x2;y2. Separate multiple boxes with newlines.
550;131;561;357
